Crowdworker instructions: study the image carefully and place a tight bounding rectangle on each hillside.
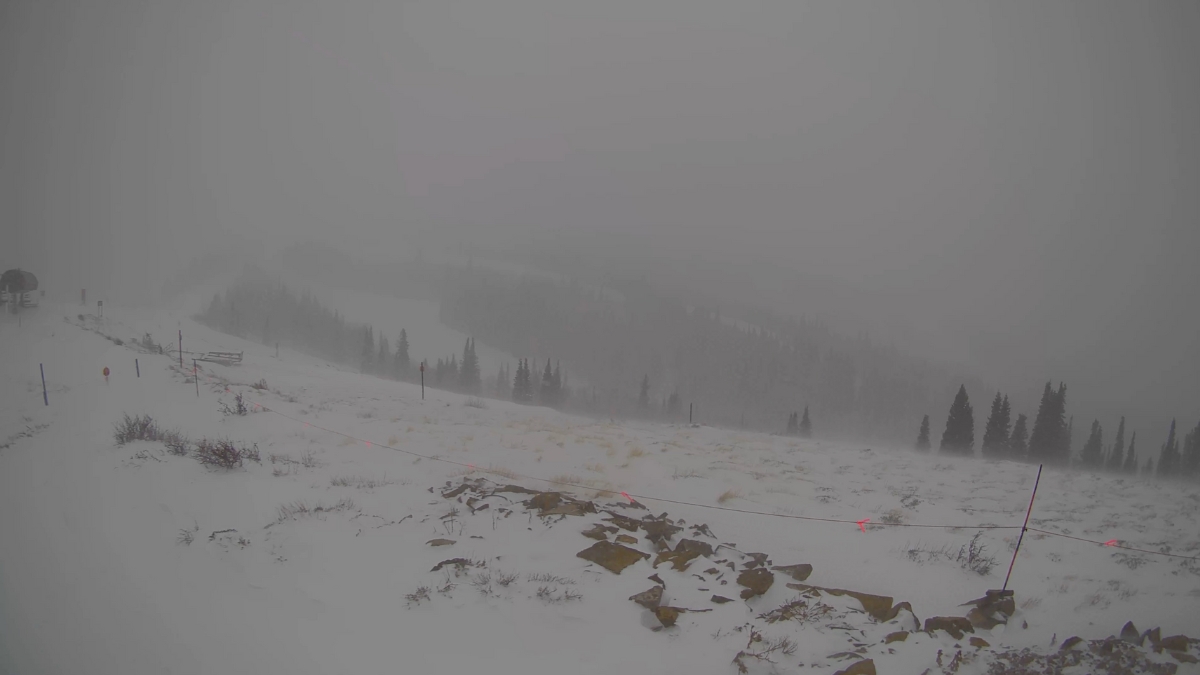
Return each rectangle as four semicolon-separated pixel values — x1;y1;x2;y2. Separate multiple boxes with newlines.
1;300;1197;675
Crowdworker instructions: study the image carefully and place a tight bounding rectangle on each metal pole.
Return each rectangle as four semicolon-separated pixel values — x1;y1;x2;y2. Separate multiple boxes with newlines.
1002;464;1043;592
135;358;140;378
193;359;199;397
179;330;183;368
40;363;48;406
420;363;425;400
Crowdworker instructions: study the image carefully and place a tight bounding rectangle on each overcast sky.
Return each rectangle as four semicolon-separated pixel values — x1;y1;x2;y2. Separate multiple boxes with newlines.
2;0;1197;436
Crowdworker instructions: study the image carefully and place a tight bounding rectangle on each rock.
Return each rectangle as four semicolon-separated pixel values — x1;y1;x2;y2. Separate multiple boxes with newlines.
884;632;908;644
675;539;715;557
426;538;456;547
787;583;897;623
1120;621;1142;645
969;637;990;649
442;484;470;499
1142;627;1161;647
737;568;774;599
924;617;975;641
494;484;540;495
582;524;617;540
1159;635;1190;652
653;606;681;627
576;540;650;574
1059;636;1083;651
541;501;593;517
711;595;733;604
648;574;665;586
615;534;638;545
526;492;562;512
771;564;813;582
430;558;472;572
654;549;703;571
743;552;769;569
966;607;1002;631
629;586;663;609
832;658;876;675
640;517;683;543
605;513;641;531
1170;651;1199;664
705;568;720;575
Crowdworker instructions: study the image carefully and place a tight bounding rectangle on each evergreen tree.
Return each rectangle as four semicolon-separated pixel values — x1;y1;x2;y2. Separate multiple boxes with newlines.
512;360;523;402
552;361;562;406
1008;414;1029;457
667;391;681;418
1107;417;1126;471
360;326;375;374
981;392;1011;458
394;330;410;378
1080;419;1104;468
448;354;459;386
459;338;481;393
787;412;798;435
1028;381;1068;464
799;406;812;438
1180;420;1200;479
1064;415;1074;463
1123;432;1138;474
377;336;391;377
638;374;650;410
540;358;556;406
496;363;508;397
915;414;931;452
939;385;975;455
1143;455;1154;476
1157;419;1180;477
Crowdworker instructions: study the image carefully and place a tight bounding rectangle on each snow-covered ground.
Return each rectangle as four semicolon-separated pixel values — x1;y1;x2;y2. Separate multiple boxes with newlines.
2;300;1197;675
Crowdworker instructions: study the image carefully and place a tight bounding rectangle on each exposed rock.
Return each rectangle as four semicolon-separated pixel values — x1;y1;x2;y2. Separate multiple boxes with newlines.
526;492;562;512
1142;627;1161;647
494;484;541;495
1171;651;1199;664
582;524;617;540
1059;636;1083;651
832;658;876;675
430;558;473;572
615;534;638;545
705;568;720;575
737;568;774;599
742;552;769;569
541;501;594;516
966;607;1002;631
1120;621;1142;645
787;583;897;623
648;574;665;587
1159;635;1190;652
653;606;681;627
924;616;975;640
576;540;650;574
442;484;470;499
884;632;908;644
629;586;663;609
605;513;641;531
771;564;813;582
675;539;715;557
641;517;683;544
969;637;990;649
426;538;455;547
711;595;733;604
654;549;703;571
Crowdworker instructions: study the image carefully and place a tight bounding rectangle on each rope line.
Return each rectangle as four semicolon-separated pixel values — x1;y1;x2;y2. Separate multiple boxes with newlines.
1026;527;1200;561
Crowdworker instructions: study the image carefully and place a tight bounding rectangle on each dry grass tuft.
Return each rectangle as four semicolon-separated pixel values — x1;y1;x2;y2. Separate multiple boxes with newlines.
717;488;742;504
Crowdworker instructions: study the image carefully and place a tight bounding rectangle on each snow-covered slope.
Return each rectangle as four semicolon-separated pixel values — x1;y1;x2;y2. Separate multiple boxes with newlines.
1;303;1197;675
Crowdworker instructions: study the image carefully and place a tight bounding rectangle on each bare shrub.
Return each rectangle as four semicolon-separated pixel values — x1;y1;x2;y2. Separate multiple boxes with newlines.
536;586;582;603
194;438;259;470
330;475;393;490
464;397;487;409
272;498;356;525
494;571;520;587
405;586;431;606
732;626;797;674
163;431;191;456
300;449;320;468
758;598;835;625
881;508;906;526
717;488;741;504
177;529;194;546
251;378;268;390
957;532;996;576
526;573;576;585
114;413;164;445
220;393;248;416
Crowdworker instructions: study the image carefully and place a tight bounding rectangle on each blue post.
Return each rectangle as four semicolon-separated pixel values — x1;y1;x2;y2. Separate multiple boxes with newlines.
40;363;48;406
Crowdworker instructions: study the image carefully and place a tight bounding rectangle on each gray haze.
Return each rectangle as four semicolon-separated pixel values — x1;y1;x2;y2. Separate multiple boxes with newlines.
3;1;1198;442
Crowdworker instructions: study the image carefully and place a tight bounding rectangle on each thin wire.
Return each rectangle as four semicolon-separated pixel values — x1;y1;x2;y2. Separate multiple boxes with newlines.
1026;527;1200;561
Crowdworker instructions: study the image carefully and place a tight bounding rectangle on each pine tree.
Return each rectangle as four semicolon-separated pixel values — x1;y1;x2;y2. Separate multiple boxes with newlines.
1107;417;1126;471
638;374;650;410
799;406;812;438
787;412;798;435
1008;414;1029;458
1157;419;1180;477
1028;381;1068;464
915;414;931;452
981;392;1011;458
1123;432;1138;474
459;338;481;393
540;358;556;406
1080;419;1104;469
496;363;508;398
1064;414;1074;463
1180;420;1200;479
939;385;975;455
512;360;523;402
377;336;390;377
1143;455;1154;476
552;361;562;406
360;326;375;374
394;330;410;378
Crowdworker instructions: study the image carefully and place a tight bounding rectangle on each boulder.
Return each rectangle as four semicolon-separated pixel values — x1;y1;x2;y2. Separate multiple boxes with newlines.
654;549;703;571
542;501;594;516
1059;636;1083;651
1119;621;1142;645
1142;627;1161;647
648;574;665;587
969;637;990;649
653;606;681;627
924;616;975;640
576;540;650;574
615;534;638;545
675;539;715;557
883;632;908;644
442;484;470;499
771;564;813;582
966;607;1002;631
742;552;769;569
711;595;733;604
582;524;617;540
426;538;455;547
605;513;641;532
787;583;897;623
1170;651;1199;664
526;492;562;513
629;586;663;609
1159;635;1190;652
737;568;774;599
429;557;472;572
641;517;683;543
832;658;876;675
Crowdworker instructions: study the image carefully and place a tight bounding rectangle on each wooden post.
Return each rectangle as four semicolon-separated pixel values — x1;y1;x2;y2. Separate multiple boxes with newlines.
178;330;183;368
193;359;199;397
135;358;140;378
420;361;425;400
689;403;693;424
1002;464;1043;592
40;363;48;406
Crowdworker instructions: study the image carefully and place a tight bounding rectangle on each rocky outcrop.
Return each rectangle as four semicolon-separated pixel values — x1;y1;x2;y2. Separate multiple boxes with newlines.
577;540;650;574
832;658;876;675
737;568;774;599
629;586;663;609
924;616;975;640
771;564;813;581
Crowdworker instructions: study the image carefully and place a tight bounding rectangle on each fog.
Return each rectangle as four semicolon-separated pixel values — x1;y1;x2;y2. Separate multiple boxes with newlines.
3;1;1197;446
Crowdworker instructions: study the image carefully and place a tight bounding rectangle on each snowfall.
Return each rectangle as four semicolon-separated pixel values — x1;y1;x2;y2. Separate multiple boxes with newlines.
2;293;1198;675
